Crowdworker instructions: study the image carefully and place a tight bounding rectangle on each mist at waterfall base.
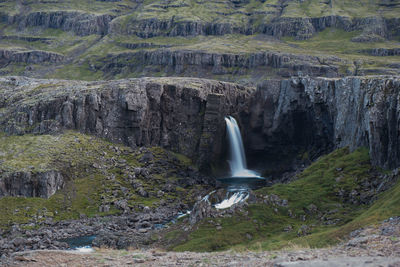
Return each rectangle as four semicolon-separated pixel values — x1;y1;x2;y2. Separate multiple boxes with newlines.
211;116;265;209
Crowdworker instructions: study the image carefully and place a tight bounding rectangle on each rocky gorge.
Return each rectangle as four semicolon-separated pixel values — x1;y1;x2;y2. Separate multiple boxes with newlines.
1;75;399;173
0;0;400;265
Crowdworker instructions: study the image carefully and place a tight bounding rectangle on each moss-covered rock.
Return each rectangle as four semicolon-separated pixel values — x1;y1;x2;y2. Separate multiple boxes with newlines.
163;147;400;252
0;131;211;229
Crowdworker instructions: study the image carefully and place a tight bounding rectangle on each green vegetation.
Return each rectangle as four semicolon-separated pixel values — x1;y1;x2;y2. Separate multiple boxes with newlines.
0;0;398;81
167;147;400;252
0;0;138;16
0;131;203;229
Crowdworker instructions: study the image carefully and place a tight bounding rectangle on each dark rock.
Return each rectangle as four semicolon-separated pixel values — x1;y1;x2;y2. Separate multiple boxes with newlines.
0;77;249;171
137;187;149;198
95;49;340;80
244;76;400;173
189;196;213;225
139;152;154;163
0;49;64;64
361;48;400;56
17;11;114;36
0;170;64;198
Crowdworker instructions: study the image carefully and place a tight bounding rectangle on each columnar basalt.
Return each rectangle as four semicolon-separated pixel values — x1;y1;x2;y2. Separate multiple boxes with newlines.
0;170;64;198
242;76;400;171
0;77;251;169
1;76;400;174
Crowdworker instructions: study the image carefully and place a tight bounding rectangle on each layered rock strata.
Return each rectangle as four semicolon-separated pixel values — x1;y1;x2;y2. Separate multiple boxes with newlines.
1;76;400;172
0;77;251;170
96;49;340;79
243;76;400;170
0;170;64;198
0;49;64;64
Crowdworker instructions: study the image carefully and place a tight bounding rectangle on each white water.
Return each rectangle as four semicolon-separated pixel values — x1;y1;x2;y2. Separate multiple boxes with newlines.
225;116;260;178
76;246;94;253
215;191;249;209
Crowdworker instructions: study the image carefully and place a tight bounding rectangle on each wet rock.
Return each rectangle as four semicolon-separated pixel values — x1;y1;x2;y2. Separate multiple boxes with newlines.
189;197;213;225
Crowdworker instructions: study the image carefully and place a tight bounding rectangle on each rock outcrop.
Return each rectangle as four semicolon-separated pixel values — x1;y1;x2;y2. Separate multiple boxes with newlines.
0;49;64;64
361;48;400;56
110;15;399;40
0;77;251;169
14;11;114;36
1;76;400;172
96;49;340;79
0;170;64;198
242;76;400;170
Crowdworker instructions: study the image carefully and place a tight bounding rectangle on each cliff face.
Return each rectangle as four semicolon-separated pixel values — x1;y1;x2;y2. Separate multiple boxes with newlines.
0;171;64;198
110;15;397;40
243;76;400;170
1;76;400;173
97;49;340;79
0;77;251;170
0;49;64;64
12;11;114;36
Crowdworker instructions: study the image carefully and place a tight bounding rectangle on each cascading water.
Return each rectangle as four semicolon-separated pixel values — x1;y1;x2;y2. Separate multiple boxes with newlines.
194;116;265;211
225;116;260;178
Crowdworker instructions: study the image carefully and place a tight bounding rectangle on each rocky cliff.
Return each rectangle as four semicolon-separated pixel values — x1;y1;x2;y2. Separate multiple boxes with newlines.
0;170;64;198
12;11;114;36
110;15;398;40
96;49;340;79
0;77;251;170
0;0;398;81
0;49;64;64
1;76;400;173
242;76;400;171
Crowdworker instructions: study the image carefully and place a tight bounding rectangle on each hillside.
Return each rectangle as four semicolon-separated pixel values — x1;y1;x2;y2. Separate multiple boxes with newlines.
1;1;400;266
0;0;399;83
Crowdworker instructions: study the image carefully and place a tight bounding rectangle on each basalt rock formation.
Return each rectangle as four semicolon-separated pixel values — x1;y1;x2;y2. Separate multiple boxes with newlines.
0;0;398;82
96;49;340;79
0;171;64;198
0;77;251;171
110;15;398;40
12;11;114;36
242;76;400;172
0;49;64;64
362;48;400;56
1;76;400;174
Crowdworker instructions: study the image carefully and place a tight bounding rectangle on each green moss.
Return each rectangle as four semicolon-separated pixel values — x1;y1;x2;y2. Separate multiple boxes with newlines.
0;131;206;229
169;146;400;252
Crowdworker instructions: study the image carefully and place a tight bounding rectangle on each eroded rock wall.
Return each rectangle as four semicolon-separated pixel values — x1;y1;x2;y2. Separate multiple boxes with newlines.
14;11;114;36
0;170;64;198
1;76;400;174
0;77;251;170
243;76;400;170
97;49;340;79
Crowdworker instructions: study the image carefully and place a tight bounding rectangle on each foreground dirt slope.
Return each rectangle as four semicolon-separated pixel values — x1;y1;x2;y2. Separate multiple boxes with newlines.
3;217;400;267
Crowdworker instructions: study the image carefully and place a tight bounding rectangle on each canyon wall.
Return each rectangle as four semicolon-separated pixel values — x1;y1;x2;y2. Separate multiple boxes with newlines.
0;77;250;171
243;76;400;170
1;76;400;175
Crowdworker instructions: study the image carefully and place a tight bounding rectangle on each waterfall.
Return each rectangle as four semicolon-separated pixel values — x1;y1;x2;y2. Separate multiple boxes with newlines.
225;116;260;178
215;191;249;209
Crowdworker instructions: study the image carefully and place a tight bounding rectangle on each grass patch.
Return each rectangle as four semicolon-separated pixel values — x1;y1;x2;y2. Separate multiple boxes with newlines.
0;131;206;229
169;147;400;252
